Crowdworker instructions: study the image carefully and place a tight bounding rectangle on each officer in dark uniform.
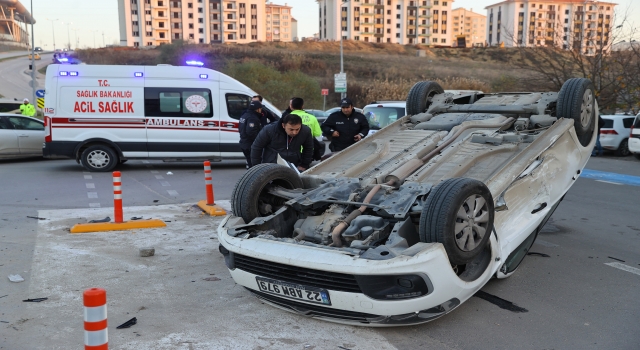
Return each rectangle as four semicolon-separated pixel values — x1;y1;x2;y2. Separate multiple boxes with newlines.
239;100;264;168
252;95;280;125
321;97;370;152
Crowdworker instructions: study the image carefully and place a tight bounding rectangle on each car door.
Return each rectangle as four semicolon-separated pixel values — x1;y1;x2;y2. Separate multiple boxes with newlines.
0;116;20;158
219;92;251;157
7;116;44;156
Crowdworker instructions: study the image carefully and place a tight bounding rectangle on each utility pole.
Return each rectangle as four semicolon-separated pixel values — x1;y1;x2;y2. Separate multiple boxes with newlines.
47;18;58;51
30;0;36;112
62;21;72;50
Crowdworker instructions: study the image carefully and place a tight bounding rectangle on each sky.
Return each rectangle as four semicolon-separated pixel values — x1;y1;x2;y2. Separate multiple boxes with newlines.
25;0;639;50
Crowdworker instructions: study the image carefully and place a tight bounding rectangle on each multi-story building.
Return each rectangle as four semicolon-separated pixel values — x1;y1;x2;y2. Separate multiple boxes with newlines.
451;8;486;47
118;0;267;46
266;2;293;42
0;0;33;48
485;0;617;54
317;0;454;46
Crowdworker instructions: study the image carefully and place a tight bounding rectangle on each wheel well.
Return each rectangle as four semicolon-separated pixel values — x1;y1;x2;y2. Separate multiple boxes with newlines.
75;139;123;161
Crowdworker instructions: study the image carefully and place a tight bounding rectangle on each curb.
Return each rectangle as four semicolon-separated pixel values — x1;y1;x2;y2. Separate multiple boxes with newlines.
70;219;167;234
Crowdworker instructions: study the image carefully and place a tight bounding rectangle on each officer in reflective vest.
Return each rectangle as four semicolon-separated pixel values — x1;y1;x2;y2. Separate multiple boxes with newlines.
20;98;36;117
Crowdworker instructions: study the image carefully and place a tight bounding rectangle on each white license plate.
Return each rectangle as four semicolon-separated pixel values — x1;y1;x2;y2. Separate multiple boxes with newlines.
255;277;332;305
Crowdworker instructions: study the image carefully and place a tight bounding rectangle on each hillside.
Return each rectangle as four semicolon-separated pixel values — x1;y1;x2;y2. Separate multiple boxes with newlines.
76;41;536;110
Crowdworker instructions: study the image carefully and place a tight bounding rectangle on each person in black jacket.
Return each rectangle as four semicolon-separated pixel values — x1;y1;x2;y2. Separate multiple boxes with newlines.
252;95;280;125
321;97;369;152
251;113;314;171
592;114;605;156
239;100;264;168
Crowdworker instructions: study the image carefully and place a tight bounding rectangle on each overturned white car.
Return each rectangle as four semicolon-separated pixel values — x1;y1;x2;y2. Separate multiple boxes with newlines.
217;78;597;326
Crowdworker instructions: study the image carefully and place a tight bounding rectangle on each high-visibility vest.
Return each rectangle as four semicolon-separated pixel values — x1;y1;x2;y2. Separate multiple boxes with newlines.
20;103;36;116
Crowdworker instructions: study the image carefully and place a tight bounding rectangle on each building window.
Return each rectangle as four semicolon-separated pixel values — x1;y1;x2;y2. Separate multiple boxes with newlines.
134;42;140;47
188;13;193;18
213;34;219;40
173;12;179;18
189;23;194;29
198;28;203;33
227;24;233;29
133;31;140;36
147;42;153;45
198;18;203;23
131;10;138;14
146;21;152;25
213;24;218;29
158;11;164;17
189;34;194;39
228;34;233;39
174;23;179;28
441;38;446;43
159;22;165;28
146;31;152;36
198;7;203;13
188;3;193;8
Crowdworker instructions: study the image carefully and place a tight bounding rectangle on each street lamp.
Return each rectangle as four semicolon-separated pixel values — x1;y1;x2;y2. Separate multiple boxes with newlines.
61;21;73;50
92;30;99;48
339;1;350;100
46;18;58;51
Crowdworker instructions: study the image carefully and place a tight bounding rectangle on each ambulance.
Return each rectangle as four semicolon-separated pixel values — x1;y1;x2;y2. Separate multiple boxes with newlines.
42;63;281;171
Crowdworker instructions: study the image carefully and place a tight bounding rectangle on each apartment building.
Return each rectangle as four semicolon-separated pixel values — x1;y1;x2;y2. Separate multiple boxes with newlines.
485;0;617;54
451;8;486;47
317;0;453;46
266;3;293;42
118;0;267;46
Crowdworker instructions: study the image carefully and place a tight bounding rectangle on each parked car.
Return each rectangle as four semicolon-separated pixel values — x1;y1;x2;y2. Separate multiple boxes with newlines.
34;47;43;52
0;99;23;113
28;53;41;60
324;106;364;117
305;109;328;124
219;78;598;326
0;114;45;159
362;101;406;135
629;113;640;160
599;114;635;156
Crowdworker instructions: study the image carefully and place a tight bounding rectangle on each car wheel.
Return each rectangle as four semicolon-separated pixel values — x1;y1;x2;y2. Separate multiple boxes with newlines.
419;178;494;266
556;78;596;147
80;145;119;172
406;81;444;116
231;164;303;223
615;139;630;157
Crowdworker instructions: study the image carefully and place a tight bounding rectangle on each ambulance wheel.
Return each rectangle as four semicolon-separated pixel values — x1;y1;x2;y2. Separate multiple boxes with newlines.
231;164;302;223
80;145;119;172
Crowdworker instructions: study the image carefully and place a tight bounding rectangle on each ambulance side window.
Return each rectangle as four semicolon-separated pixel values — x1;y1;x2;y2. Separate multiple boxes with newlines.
225;93;251;120
145;88;213;118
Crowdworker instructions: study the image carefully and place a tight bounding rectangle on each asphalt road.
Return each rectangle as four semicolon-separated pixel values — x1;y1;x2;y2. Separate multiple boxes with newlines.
0;53;50;101
0;155;639;349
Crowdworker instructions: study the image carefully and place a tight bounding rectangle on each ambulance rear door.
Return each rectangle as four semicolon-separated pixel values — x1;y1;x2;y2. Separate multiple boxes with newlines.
56;65;147;158
144;66;220;159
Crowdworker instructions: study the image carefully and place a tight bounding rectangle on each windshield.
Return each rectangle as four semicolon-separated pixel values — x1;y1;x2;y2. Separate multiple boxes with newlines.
363;106;406;130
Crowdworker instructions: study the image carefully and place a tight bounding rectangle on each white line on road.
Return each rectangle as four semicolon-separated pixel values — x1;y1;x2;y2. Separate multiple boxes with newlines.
160;181;170;187
167;190;179;196
155;175;164;179
86;183;95;189
605;262;640;276
595;180;623;185
150;170;159;174
87;192;98;199
89;203;101;208
84;175;92;180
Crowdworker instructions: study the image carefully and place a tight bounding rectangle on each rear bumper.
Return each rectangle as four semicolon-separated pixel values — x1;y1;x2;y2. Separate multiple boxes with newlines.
43;141;78;159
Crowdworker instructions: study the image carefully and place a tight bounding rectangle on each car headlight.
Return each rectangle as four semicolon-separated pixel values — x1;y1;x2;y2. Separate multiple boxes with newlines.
355;274;432;300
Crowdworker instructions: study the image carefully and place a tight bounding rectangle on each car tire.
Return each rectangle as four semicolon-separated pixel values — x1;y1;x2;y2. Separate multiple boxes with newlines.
419;178;494;266
615;139;630;157
556;78;596;147
406;81;444;116
231;163;303;223
80;145;119;172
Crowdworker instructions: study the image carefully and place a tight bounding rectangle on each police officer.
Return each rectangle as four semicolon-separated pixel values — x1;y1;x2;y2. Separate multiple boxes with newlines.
289;97;324;161
239;100;264;168
321;97;369;152
252;95;279;125
20;98;36;117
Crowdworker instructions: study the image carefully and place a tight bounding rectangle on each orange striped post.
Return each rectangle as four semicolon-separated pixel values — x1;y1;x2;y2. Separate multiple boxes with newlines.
113;171;123;223
83;288;108;350
204;161;214;205
196;161;226;216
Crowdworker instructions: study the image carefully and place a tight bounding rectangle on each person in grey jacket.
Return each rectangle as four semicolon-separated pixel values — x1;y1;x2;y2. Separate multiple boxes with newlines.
250;113;314;171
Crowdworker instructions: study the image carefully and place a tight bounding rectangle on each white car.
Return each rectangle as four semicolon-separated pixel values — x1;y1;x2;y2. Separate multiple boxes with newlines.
0;114;45;159
599;114;635;156
218;79;597;326
362;101;406;136
629;113;640;159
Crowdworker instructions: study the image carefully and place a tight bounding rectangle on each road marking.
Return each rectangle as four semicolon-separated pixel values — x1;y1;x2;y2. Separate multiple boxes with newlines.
582;169;640;187
155;175;164;179
89;203;101;208
150;170;159;174
160;181;170;187
84;175;92;180
167;190;179;196
86;183;95;189
595;180;622;185
534;239;559;247
605;262;640;276
88;192;98;199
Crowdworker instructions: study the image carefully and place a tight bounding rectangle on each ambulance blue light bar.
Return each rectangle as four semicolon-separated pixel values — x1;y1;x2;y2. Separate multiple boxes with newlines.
59;71;68;76
199;74;208;79
58;57;69;62
186;60;204;67
134;72;143;77
69;71;78;76
59;71;79;76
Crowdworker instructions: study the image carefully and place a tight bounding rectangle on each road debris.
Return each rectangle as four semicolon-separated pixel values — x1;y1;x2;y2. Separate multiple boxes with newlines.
8;274;24;283
23;298;48;302
203;277;220;281
26;216;47;220
88;217;111;223
608;256;625;263
527;252;550;257
139;247;155;257
116;317;137;329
